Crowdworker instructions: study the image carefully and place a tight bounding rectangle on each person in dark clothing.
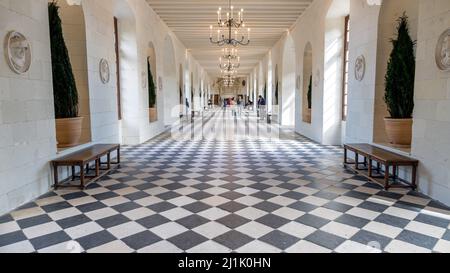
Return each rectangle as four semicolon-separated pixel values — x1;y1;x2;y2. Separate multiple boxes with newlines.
185;98;190;118
246;99;254;111
257;95;267;120
258;96;266;106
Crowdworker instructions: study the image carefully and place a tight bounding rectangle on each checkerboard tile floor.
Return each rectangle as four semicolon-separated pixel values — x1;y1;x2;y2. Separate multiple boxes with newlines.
1;110;450;253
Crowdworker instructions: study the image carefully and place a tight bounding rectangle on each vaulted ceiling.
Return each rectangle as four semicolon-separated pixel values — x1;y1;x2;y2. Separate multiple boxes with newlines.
145;0;313;79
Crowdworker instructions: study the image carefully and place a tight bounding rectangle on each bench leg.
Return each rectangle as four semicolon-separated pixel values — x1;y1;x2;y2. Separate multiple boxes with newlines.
95;159;100;177
393;165;398;182
355;153;359;170
110;148;121;165
368;159;373;177
344;148;348;164
107;153;111;169
53;164;59;190
384;164;390;191
80;164;85;189
71;166;76;181
412;165;417;190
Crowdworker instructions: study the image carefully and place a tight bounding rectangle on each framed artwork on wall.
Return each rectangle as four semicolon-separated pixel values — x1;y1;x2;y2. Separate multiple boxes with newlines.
436;28;450;71
355;55;366;81
4;31;32;74
99;58;110;84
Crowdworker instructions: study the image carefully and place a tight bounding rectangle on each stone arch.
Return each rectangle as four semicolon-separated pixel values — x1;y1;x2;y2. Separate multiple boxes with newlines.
113;0;140;144
274;65;279;105
179;63;185;116
302;42;313;124
267;55;273;114
162;35;177;125
258;62;264;97
322;0;350;145
253;69;258;109
281;35;296;127
272;64;280;122
147;42;157;123
190;71;194;112
49;0;92;147
373;0;419;145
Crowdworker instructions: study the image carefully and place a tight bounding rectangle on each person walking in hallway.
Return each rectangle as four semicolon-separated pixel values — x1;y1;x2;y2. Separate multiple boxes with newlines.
258;95;266;120
185;98;190;120
230;97;237;117
237;95;244;117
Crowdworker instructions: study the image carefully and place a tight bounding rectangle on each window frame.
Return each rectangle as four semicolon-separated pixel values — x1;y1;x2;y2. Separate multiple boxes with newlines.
342;15;350;121
114;17;122;121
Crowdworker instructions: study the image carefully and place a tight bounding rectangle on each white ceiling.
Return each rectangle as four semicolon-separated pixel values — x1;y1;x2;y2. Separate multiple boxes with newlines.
146;0;313;78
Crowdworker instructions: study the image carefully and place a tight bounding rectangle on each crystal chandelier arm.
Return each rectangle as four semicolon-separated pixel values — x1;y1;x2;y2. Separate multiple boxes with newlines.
235;36;250;46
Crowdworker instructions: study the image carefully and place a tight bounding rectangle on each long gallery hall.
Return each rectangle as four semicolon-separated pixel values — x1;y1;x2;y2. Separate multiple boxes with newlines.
0;0;450;254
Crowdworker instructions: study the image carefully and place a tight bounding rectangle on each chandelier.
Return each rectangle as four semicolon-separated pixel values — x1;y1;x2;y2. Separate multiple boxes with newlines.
219;56;240;71
209;0;250;47
222;48;238;60
222;74;235;87
221;66;238;76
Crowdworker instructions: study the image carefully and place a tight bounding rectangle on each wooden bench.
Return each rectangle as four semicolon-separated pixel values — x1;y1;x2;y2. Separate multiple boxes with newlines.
344;144;418;190
52;144;120;189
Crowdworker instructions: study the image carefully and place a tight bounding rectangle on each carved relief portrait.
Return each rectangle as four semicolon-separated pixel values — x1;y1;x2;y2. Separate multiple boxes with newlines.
355;55;366;81
4;31;32;74
99;58;110;84
436;29;450;71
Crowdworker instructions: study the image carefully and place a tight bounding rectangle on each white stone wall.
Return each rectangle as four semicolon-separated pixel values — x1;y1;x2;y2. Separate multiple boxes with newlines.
275;0;331;143
3;0;450;215
82;0;120;145
259;0;375;145
345;0;381;144
373;0;419;144
113;0;205;144
264;0;450;206
58;1;92;144
412;0;450;205
0;0;208;215
0;0;56;215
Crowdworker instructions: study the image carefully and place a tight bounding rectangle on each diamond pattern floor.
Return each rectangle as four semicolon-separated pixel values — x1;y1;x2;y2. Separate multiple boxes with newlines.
1;109;450;253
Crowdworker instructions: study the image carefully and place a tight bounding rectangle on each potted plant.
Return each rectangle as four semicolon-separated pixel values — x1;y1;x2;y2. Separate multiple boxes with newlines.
384;13;416;147
275;81;279;105
179;86;184;118
274;81;279;119
305;75;312;123
49;2;83;148
148;57;157;122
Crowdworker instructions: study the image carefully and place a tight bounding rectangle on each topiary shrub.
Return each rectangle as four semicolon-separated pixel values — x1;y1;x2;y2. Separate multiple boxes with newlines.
275;81;279;105
48;1;79;119
263;83;267;99
148;57;157;108
384;13;416;119
307;75;312;109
